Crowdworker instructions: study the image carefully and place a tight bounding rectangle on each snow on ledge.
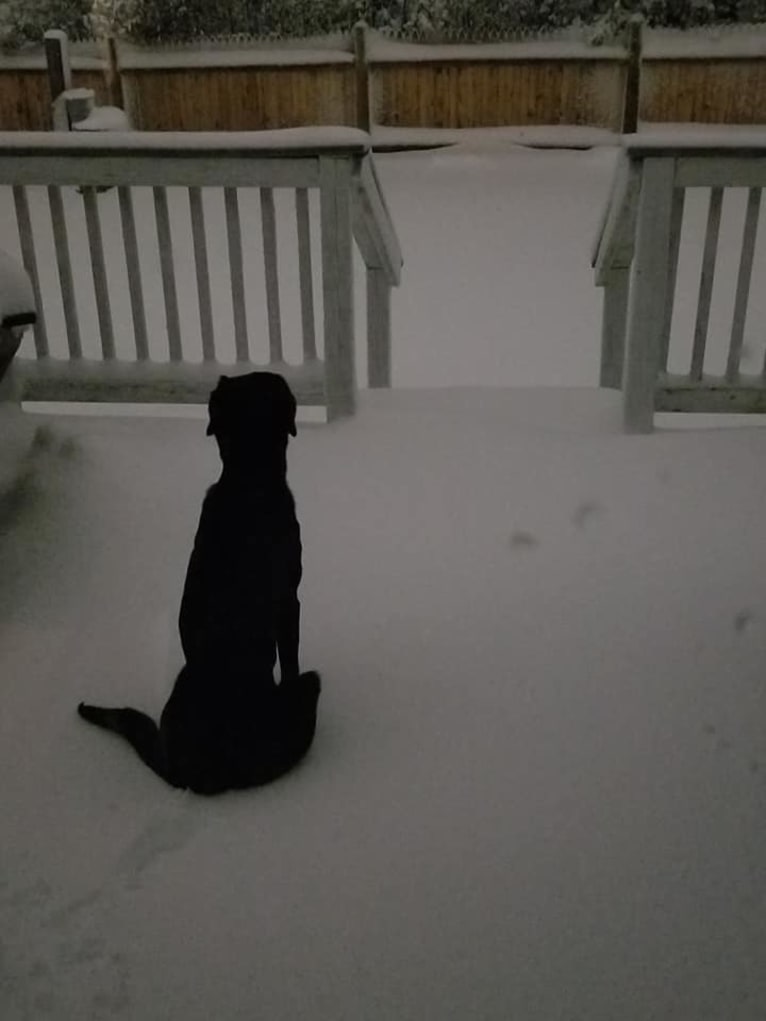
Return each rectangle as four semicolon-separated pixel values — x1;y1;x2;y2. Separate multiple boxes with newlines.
0;127;370;155
625;128;766;154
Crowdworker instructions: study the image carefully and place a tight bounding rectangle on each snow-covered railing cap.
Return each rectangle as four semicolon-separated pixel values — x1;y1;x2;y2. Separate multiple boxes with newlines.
0;249;36;330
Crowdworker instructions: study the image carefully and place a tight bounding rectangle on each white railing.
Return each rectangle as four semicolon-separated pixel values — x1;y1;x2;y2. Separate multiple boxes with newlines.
0;128;403;420
593;134;766;432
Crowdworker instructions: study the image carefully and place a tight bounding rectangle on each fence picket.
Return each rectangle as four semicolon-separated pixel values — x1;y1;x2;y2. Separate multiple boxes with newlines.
12;185;48;356
82;187;115;360
224;187;249;362
118;186;149;361
48;185;81;358
260;187;283;364
727;186;761;381
188;186;216;362
295;187;317;362
153;186;183;362
690;186;723;381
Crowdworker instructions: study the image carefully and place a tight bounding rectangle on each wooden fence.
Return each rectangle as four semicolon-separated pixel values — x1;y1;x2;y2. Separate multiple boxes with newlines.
0;28;764;132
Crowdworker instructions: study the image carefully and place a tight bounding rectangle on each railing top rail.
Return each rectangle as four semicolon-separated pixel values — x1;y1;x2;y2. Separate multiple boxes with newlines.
0;127;371;161
353;154;403;286
622;131;766;159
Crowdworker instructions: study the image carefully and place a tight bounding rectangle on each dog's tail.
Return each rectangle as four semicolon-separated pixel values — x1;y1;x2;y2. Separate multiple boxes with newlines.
77;703;180;787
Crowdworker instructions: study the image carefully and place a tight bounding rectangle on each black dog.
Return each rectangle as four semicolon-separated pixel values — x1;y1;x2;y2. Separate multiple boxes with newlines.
78;372;320;794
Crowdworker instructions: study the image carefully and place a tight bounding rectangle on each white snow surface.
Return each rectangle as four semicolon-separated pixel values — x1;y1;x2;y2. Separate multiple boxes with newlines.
2;134;766;1020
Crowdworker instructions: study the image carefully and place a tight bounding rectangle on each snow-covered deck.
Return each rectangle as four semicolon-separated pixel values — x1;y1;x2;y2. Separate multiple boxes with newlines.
2;133;766;1018
2;386;766;1019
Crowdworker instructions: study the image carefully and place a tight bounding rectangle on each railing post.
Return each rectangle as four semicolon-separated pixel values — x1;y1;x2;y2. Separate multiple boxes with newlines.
367;267;391;387
623;157;675;433
320;156;355;419
599;267;629;389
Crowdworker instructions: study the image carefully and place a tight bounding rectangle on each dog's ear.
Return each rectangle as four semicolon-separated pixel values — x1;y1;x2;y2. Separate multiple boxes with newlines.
205;376;229;436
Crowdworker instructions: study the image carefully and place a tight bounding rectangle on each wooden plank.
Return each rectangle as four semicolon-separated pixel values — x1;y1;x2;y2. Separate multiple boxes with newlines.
260;187;283;363
320;157;355;419
657;375;766;414
47;185;81;358
367;267;391;388
188;186;215;361
659;187;685;371
0;154;321;190
224;187;249;362
726;186;761;381
12;185;48;356
599;267;629;389
153;186;182;362
690;186;723;382
295;188;317;362
593;153;642;284
676;157;766;189
622;157;676;433
117;186;149;361
16;356;326;406
82;187;116;360
352;154;402;285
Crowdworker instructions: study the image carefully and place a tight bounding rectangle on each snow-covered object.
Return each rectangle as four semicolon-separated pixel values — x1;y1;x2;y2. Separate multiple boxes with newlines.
71;105;133;131
0;248;35;328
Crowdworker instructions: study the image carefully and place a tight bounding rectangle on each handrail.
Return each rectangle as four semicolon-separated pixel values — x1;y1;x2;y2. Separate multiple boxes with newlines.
594;136;766;432
0;128;403;419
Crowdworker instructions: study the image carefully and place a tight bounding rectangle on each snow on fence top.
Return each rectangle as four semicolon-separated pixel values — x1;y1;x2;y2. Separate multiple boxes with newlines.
623;131;766;155
0;126;370;157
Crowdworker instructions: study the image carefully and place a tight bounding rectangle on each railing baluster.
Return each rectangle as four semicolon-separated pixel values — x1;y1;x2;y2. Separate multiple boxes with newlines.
320;157;355;419
659;187;685;372
727;186;761;382
118;186;149;361
188;187;215;362
224;187;249;363
260;187;283;364
82;187;115;360
48;185;81;358
295;188;317;363
153;186;182;362
13;185;48;357
690;186;723;382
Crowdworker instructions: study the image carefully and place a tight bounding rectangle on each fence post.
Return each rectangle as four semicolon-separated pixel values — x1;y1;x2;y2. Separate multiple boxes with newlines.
622;15;643;134
599;267;630;389
354;22;371;133
105;36;124;109
44;29;72;105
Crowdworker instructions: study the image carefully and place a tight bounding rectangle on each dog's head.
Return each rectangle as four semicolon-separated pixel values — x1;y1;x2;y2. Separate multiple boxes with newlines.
206;373;297;460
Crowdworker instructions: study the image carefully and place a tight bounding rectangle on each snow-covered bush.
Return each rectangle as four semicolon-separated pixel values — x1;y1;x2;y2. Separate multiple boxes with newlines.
0;0;94;49
1;0;764;48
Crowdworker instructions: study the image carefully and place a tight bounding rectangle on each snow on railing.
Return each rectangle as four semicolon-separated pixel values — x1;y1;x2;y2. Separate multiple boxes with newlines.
593;133;766;432
0;128;402;420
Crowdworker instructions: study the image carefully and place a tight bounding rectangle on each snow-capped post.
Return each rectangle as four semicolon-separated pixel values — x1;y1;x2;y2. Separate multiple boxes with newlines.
45;29;73;129
354;22;371;133
622;15;643;134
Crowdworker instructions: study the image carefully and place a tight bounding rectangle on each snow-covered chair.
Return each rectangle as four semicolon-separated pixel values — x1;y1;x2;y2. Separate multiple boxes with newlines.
0;250;36;400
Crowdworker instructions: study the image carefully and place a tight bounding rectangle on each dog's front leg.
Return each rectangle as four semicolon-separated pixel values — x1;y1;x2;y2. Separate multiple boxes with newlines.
277;595;300;685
